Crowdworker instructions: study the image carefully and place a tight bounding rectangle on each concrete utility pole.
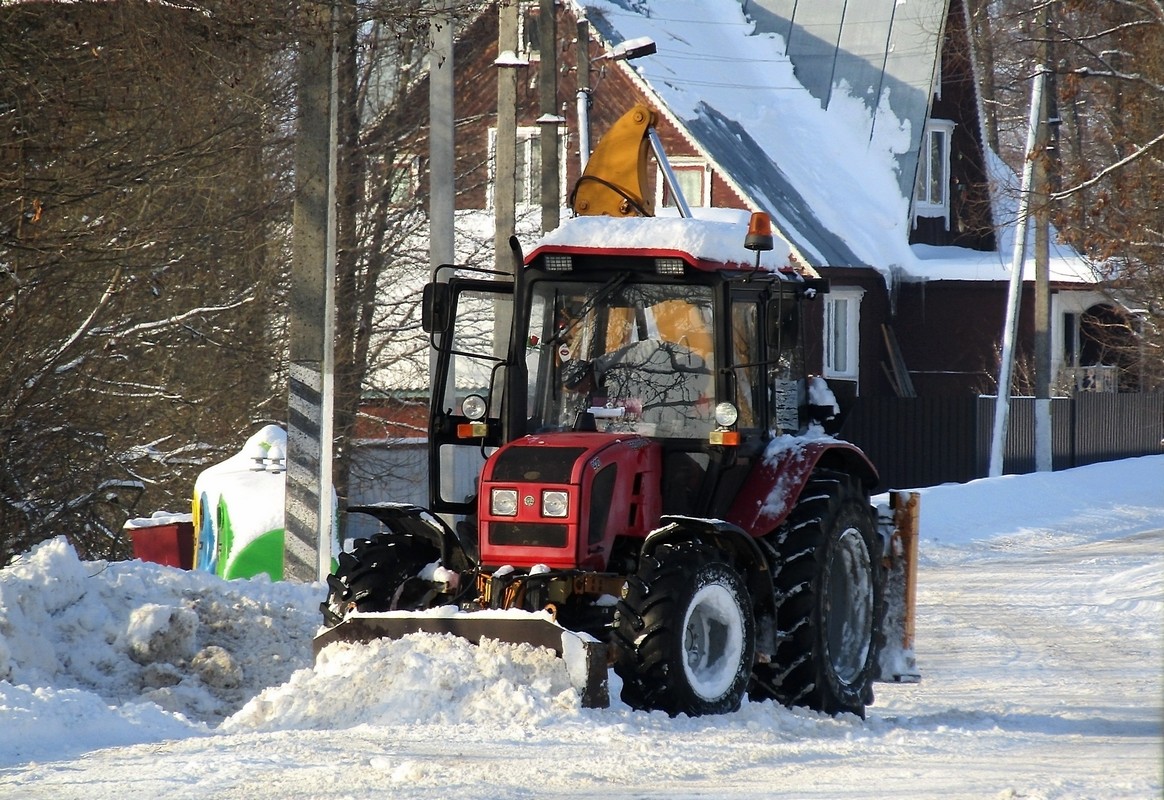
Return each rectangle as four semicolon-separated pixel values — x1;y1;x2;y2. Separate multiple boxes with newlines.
429;0;456;508
495;2;518;274
429;0;455;271
1033;5;1054;472
286;1;338;582
990;62;1047;478
538;0;562;233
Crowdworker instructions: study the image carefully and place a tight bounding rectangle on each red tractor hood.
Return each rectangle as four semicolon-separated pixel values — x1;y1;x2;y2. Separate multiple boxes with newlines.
477;432;663;569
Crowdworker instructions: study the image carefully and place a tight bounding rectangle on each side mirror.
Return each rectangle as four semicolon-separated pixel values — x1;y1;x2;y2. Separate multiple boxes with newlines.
422;282;451;333
766;297;799;349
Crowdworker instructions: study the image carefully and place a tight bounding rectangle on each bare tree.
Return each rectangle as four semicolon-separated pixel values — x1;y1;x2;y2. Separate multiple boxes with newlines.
328;2;496;517
971;1;1163;389
0;1;291;563
0;0;499;563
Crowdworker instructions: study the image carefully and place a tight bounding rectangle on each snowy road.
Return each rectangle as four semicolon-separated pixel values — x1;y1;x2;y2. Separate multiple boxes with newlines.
1;459;1162;799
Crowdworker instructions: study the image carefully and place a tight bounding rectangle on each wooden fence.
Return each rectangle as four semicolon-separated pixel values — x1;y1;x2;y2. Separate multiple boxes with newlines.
839;393;1164;491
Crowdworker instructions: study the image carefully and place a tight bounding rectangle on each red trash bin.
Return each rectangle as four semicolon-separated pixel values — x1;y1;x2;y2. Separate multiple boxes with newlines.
126;513;195;569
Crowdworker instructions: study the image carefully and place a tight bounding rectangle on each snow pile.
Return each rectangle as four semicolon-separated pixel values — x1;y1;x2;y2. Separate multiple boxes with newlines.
0;538;320;766
225;634;581;734
903;455;1164;549
532;211;792;271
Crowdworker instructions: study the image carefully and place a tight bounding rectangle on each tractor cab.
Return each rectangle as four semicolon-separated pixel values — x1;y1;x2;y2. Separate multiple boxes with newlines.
422;212;830;570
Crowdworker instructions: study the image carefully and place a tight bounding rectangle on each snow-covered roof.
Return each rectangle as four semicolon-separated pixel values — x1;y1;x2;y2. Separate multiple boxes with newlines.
529;208;809;274
574;0;1097;286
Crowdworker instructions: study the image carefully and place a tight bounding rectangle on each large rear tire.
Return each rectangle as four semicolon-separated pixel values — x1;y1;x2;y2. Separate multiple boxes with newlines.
753;471;882;717
612;542;755;716
320;533;441;628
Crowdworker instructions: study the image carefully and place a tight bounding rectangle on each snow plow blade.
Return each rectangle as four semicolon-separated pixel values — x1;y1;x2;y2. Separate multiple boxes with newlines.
313;612;610;708
876;490;921;683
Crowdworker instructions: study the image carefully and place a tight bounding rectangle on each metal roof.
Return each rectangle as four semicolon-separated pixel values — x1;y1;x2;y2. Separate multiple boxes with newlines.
580;0;950;271
747;0;948;205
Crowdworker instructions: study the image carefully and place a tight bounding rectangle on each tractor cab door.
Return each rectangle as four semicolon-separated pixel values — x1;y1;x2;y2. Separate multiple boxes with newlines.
423;271;515;517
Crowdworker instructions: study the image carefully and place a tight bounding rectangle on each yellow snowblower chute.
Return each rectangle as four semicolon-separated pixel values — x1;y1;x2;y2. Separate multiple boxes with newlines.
569;104;656;217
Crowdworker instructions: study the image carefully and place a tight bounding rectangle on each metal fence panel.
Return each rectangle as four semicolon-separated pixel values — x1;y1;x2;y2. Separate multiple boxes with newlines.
839;396;978;491
1074;392;1164;465
974;397;1073;475
840;393;1163;490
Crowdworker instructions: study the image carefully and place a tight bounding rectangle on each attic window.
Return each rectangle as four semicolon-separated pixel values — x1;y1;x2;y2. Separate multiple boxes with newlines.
657;159;709;209
914;119;955;229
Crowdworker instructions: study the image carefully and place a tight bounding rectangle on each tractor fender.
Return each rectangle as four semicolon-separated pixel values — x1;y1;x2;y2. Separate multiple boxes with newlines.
725;434;879;538
641;515;778;650
346;503;476;571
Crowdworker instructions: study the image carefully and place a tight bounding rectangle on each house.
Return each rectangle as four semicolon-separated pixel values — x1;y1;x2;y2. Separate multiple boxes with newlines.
422;0;1139;401
350;0;1155;505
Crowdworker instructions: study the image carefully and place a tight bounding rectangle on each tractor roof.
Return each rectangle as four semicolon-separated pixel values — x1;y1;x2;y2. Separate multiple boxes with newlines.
525;211;817;277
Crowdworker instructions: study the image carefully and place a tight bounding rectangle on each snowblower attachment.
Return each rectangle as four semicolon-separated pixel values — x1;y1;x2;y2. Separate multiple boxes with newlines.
314;504;612;708
314;611;610;708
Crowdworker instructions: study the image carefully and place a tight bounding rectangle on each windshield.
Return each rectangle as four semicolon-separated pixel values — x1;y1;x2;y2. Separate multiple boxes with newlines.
525;279;716;439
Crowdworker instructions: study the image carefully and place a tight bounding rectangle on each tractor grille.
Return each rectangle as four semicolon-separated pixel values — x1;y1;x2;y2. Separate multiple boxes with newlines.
492;447;586;483
488;522;568;549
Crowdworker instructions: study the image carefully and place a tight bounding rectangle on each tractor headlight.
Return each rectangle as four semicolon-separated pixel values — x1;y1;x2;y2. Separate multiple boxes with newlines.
541;490;569;518
461;394;487;421
491;488;519;516
714;401;739;427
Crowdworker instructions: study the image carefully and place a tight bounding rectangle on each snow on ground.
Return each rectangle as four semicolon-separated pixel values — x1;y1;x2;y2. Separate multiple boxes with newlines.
1;456;1161;799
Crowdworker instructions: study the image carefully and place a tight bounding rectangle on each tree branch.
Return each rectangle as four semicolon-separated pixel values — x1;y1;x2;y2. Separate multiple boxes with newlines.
1050;129;1164;200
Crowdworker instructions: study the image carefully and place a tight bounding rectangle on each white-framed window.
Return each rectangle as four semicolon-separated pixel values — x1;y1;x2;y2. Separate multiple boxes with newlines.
518;1;541;60
824;287;863;382
368;154;419;207
387;155;419;206
488;126;568;209
656;159;710;209
914;119;955;229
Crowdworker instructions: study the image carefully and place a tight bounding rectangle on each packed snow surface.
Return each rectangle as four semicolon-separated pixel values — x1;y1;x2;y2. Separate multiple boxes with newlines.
1;456;1162;799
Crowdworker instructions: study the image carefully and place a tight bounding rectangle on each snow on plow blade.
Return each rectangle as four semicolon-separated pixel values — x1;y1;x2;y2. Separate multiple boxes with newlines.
313;611;610;708
876;490;921;683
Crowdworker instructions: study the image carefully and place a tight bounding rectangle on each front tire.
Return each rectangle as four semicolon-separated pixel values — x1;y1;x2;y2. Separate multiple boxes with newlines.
612;542;755;716
753;471;882;717
320;532;441;628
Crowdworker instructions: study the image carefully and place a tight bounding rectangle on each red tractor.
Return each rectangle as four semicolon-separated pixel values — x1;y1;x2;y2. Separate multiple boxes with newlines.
316;106;918;718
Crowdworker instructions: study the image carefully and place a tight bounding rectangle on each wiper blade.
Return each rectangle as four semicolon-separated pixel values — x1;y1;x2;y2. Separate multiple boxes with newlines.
548;273;631;347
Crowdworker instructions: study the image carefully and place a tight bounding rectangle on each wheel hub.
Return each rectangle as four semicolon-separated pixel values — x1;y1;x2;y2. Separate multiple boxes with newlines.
682;583;745;701
827;527;873;684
